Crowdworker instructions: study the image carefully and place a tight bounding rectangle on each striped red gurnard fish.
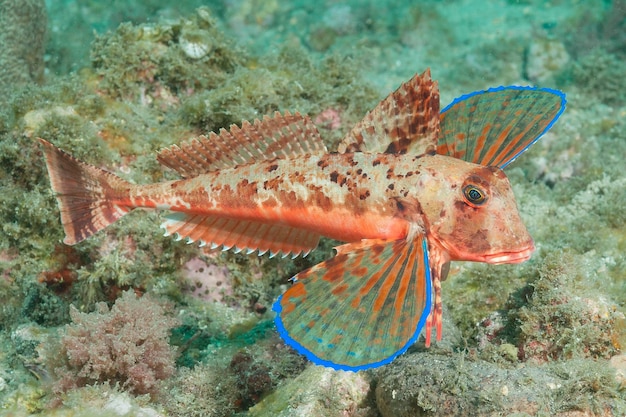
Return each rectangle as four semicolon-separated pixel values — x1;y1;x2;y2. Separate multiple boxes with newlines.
40;69;565;371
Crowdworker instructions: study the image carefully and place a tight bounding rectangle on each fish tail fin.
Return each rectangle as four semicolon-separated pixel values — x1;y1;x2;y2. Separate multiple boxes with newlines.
38;138;133;245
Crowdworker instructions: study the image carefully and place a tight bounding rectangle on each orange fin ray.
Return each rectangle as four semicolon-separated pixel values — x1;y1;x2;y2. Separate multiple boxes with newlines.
38;139;133;245
161;212;320;257
273;238;432;371
157;111;327;178
337;69;440;155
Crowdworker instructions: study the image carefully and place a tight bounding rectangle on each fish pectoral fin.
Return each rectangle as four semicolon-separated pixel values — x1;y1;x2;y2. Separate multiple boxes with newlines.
161;212;320;258
156;111;327;178
438;86;566;168
273;237;433;371
337;68;440;156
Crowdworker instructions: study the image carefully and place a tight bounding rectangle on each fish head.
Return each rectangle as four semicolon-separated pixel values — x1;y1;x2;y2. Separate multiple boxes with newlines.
423;157;534;265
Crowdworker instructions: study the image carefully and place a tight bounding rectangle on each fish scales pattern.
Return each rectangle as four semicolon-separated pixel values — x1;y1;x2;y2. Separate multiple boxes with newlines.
149;152;437;245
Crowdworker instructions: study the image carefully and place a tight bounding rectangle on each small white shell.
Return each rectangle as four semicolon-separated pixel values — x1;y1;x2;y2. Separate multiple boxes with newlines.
179;37;212;59
179;24;214;59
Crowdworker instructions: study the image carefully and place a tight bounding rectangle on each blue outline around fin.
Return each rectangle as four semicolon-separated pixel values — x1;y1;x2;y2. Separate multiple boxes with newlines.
441;85;567;169
272;238;433;372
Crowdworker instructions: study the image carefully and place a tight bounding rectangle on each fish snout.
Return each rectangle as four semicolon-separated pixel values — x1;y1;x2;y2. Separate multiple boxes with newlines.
482;236;535;264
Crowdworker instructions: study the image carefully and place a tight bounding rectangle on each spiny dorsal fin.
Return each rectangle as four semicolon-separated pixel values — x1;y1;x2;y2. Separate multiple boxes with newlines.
337;69;440;155
161;212;320;258
157;111;327;178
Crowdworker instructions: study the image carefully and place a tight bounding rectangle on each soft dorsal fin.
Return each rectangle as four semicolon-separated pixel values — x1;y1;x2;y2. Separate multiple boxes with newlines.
337;69;440;155
437;86;566;168
157;111;327;178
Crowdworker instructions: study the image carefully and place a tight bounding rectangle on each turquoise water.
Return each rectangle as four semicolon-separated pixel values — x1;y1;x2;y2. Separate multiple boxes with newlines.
0;0;624;415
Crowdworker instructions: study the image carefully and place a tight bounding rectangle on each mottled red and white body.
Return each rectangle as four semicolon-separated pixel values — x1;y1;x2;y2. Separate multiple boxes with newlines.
40;70;565;371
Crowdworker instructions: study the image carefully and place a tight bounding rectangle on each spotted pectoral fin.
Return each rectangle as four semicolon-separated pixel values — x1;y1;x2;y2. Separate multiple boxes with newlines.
337;69;440;156
161;212;320;257
157;111;327;178
438;86;566;168
273;237;432;371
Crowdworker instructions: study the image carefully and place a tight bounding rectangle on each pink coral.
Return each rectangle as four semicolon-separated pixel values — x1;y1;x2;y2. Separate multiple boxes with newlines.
54;291;179;395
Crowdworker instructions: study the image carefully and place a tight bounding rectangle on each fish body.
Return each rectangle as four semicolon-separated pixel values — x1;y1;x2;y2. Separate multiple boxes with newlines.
40;70;566;371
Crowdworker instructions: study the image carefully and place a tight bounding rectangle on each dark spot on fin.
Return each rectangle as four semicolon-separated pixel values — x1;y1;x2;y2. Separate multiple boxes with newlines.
337;69;440;156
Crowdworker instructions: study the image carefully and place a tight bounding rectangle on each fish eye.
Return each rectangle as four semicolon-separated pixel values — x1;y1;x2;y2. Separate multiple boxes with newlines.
462;185;486;206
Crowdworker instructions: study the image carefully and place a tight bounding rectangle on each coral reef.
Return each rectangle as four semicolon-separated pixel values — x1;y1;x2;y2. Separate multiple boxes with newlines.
0;0;47;99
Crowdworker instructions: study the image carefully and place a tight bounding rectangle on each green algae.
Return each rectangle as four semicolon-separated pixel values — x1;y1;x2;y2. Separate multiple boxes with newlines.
159;362;237;417
90;9;244;100
178;46;377;147
567;50;626;106
515;251;621;361
0;0;46;99
376;351;624;417
249;366;375;417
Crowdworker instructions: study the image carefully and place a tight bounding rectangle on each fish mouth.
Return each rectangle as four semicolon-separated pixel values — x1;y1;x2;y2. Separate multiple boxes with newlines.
482;244;535;264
